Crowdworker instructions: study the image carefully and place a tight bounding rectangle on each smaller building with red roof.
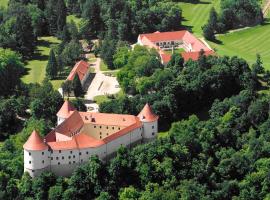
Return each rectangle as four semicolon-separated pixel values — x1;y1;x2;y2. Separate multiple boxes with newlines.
23;101;158;177
66;60;91;88
137;30;214;64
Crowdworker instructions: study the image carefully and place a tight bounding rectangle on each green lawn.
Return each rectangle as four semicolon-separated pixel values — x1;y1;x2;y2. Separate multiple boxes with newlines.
208;20;270;68
179;0;221;37
22;36;64;89
164;48;185;54
100;60;109;71
0;0;8;7
67;15;82;27
178;0;270;68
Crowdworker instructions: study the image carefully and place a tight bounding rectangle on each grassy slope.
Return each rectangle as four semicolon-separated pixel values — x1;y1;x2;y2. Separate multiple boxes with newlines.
180;0;270;68
179;0;221;37
22;37;64;89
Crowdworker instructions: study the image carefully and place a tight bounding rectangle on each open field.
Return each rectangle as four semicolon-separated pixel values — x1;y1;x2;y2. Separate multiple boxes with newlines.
21;36;64;89
179;0;270;68
179;0;221;37
208;20;270;68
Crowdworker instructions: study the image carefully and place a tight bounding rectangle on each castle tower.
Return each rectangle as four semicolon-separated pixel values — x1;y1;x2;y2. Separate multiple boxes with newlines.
57;100;76;125
137;104;159;141
23;130;49;177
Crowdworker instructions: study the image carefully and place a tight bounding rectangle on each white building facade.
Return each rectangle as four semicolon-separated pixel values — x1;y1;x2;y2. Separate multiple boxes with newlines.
23;101;158;177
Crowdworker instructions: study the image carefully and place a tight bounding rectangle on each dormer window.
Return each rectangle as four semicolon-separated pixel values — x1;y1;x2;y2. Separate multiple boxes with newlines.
85;116;88;120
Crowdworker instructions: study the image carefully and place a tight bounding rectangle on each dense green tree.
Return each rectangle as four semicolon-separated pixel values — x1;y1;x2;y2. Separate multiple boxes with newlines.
72;73;84;97
252;54;264;75
70;98;87;111
61;80;73;98
60;39;83;66
56;0;67;34
0;48;25;96
48;185;63;200
14;6;36;57
46;49;58;79
45;0;58;35
81;0;102;39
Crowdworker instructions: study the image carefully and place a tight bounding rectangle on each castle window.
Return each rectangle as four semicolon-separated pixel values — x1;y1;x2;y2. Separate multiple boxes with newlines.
29;152;31;156
100;136;102;139
81;159;83;163
79;152;81;155
29;161;31;164
107;133;109;136
69;161;71;164
68;156;71;159
100;132;102;135
118;127;120;130
51;157;53;160
32;170;35;172
56;157;59;160
94;125;96;128
73;155;75;158
59;150;61;153
152;132;155;136
152;126;154;129
112;127;114;130
106;126;108;129
42;152;44;155
70;151;72;154
100;126;102;129
62;156;64;160
42;160;44;164
73;161;75;164
86;151;88;155
58;162;60;165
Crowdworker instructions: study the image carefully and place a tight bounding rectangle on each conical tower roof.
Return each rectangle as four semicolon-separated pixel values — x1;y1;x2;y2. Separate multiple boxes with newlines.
57;100;76;118
137;103;159;122
23;130;48;151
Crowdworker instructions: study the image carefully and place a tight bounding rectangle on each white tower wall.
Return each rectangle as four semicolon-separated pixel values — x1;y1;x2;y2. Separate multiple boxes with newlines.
142;120;158;141
24;149;49;177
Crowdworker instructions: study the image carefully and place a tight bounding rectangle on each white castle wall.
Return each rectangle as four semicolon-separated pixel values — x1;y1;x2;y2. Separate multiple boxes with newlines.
25;116;158;177
57;117;66;125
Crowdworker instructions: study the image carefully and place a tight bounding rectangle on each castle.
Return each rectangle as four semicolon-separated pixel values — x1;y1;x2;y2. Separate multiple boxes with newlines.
23;101;158;177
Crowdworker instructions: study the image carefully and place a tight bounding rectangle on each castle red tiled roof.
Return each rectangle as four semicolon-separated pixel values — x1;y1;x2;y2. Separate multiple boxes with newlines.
67;60;89;81
23;130;48;151
57;100;75;118
56;110;84;137
137;103;159;122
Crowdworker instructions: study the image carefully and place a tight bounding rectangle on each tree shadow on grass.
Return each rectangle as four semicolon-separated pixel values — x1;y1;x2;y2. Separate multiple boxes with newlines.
179;0;210;5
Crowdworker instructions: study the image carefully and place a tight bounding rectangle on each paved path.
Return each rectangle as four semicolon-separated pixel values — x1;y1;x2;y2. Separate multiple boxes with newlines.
263;0;270;17
84;56;120;101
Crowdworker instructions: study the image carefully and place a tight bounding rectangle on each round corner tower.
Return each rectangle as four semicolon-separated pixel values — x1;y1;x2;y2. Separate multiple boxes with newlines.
137;103;159;141
23;130;50;177
57;100;76;125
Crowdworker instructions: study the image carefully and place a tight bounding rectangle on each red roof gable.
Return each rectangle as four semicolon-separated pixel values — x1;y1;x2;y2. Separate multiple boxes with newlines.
67;60;89;81
137;103;158;122
57;100;76;118
23;130;48;151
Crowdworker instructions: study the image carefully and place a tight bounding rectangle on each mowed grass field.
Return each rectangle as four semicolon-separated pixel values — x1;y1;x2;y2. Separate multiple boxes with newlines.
22;37;64;89
208;20;270;67
179;0;270;68
179;0;221;37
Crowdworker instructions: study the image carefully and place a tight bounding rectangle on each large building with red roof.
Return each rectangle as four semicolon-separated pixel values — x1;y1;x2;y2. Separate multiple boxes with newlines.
137;30;214;64
23;101;158;177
